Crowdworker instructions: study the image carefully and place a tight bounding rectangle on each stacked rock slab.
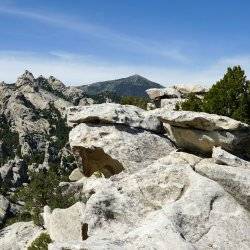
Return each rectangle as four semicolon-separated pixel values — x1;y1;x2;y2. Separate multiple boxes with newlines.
68;103;175;177
146;84;207;110
149;109;250;157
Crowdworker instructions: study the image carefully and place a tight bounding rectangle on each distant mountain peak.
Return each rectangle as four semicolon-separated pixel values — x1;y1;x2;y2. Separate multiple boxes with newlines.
79;75;163;97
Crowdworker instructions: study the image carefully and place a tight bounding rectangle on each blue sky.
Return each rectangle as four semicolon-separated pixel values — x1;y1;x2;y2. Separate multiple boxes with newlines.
1;0;250;86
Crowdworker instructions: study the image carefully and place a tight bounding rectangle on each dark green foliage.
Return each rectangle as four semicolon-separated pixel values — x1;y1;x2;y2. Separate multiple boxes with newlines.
28;233;52;250
180;66;250;124
203;66;250;123
10;167;75;226
0;115;20;165
120;96;149;110
23;152;45;165
89;91;121;104
39;102;70;147
3;212;32;228
89;91;149;110
177;94;203;112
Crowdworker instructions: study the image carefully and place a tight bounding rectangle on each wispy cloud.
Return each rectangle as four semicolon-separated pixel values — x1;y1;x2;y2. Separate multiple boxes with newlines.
0;5;188;63
0;50;248;86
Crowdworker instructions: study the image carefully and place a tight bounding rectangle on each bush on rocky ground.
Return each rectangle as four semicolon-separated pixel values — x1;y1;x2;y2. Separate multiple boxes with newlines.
179;66;250;124
5;166;76;227
28;233;52;250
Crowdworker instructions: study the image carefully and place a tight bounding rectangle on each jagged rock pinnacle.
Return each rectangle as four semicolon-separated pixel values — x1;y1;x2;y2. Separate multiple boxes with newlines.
16;70;35;87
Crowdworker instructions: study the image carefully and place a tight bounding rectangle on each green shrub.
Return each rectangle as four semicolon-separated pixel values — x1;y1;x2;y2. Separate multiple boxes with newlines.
0;115;20;165
177;93;203;112
180;66;250;124
11;167;76;226
2;211;32;228
28;233;52;250
89;91;121;103
203;66;250;123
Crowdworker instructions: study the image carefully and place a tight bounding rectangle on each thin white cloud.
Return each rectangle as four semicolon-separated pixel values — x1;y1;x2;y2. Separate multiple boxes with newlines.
0;5;188;63
0;50;248;86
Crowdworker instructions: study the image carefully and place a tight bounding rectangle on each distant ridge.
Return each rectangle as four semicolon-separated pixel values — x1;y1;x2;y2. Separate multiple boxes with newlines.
79;74;164;97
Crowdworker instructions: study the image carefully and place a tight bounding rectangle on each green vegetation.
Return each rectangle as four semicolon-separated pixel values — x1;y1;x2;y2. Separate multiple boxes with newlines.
120;96;149;110
179;66;250;124
89;91;121;103
176;93;203;112
28;233;52;250
89;90;149;110
0;115;20;166
8;166;75;227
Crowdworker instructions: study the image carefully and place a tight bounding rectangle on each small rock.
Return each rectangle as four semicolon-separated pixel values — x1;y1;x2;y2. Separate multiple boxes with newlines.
69;168;85;181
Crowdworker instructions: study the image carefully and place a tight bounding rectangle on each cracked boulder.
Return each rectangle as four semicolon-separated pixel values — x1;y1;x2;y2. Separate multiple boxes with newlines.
49;162;250;249
69;123;175;176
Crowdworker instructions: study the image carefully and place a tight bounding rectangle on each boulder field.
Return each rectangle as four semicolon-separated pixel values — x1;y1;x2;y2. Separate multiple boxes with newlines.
1;103;250;249
53;104;250;249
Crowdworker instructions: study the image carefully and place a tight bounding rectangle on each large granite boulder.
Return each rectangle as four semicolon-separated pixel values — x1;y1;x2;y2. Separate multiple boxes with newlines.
0;221;43;250
49;161;250;249
149;109;250;156
150;110;248;131
67;103;162;133
146;87;181;100
173;84;207;95
69;123;174;176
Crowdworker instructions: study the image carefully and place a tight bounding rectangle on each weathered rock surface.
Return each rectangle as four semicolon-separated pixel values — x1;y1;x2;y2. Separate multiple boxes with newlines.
195;158;250;210
49;162;250;249
69;123;175;176
44;202;85;242
0;221;43;250
146;87;181;100
0;195;10;225
173;84;207;95
212;146;250;168
147;109;250;156
160;98;184;111
146;85;207;100
146;85;207;110
67;103;162;133
163;123;250;156
0;158;28;188
62;104;250;249
155;150;202;167
150;110;249;131
69;168;85;181
0;71;91;190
